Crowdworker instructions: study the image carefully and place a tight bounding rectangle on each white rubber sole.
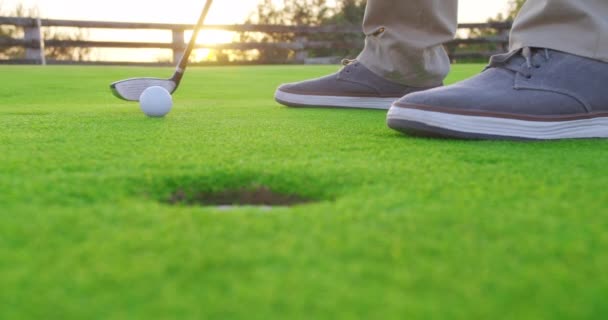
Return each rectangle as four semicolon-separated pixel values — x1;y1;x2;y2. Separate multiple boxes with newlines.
388;106;608;140
275;90;398;110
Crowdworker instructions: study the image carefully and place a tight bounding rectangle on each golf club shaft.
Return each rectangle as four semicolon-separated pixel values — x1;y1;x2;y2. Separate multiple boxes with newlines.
173;0;214;84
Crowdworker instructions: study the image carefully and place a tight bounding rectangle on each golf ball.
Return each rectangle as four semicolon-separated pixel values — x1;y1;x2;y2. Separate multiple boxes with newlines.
139;86;173;117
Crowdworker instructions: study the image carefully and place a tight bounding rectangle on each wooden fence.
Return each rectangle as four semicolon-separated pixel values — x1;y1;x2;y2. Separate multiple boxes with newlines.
0;16;512;65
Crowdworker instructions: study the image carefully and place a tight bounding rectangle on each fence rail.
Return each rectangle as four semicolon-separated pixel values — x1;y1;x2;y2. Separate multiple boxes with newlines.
0;16;512;65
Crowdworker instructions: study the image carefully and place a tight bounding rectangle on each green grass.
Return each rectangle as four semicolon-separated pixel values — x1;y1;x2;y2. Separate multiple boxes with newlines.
1;64;607;319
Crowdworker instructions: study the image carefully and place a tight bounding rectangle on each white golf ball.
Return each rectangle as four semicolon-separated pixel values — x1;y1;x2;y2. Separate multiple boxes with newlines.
139;86;173;117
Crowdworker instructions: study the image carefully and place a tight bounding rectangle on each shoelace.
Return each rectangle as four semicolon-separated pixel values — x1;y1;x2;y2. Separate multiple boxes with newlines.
489;47;551;79
340;59;360;74
341;59;356;66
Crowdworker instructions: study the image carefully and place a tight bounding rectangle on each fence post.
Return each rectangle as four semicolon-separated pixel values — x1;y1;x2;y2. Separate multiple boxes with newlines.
172;29;185;63
499;27;510;53
24;18;46;65
294;36;308;63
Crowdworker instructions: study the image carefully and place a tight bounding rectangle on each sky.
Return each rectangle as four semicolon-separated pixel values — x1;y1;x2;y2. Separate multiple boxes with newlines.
1;0;512;61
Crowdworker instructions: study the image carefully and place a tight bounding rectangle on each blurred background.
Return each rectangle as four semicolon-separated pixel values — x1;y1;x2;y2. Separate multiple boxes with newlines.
0;0;525;65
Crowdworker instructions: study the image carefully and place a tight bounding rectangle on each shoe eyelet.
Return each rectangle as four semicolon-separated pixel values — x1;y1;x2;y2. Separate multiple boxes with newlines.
370;27;386;37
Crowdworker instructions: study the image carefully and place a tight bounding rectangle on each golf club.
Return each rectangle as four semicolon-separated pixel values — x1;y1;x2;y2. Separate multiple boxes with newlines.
110;0;214;101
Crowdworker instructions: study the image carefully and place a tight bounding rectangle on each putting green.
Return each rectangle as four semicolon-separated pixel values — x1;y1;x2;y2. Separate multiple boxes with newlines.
1;64;607;319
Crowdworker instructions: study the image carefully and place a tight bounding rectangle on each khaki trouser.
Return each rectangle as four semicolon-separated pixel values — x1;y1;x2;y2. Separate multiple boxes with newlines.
358;0;608;87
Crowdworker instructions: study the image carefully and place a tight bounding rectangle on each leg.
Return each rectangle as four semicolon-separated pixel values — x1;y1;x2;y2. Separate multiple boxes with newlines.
388;0;608;140
358;0;458;87
510;0;608;62
274;0;458;110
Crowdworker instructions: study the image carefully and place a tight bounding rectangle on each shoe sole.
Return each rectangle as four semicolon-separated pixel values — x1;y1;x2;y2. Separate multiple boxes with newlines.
387;104;608;140
275;89;399;110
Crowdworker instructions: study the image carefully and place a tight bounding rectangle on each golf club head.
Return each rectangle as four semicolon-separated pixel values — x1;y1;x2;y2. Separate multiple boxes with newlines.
110;78;177;101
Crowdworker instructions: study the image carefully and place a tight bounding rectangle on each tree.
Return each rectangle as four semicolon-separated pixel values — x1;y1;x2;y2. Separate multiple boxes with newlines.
229;0;366;63
455;0;527;62
0;4;90;61
43;28;90;61
236;0;333;63
504;0;527;21
0;4;30;59
314;0;366;59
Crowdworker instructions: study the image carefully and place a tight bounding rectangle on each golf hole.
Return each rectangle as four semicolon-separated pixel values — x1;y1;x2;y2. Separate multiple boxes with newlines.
165;186;313;209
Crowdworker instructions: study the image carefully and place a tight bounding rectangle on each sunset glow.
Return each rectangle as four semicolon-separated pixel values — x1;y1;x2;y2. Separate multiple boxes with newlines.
1;0;511;62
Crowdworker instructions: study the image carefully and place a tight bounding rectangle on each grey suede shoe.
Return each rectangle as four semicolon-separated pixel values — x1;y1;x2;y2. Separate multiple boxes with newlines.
275;60;439;110
387;48;608;140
